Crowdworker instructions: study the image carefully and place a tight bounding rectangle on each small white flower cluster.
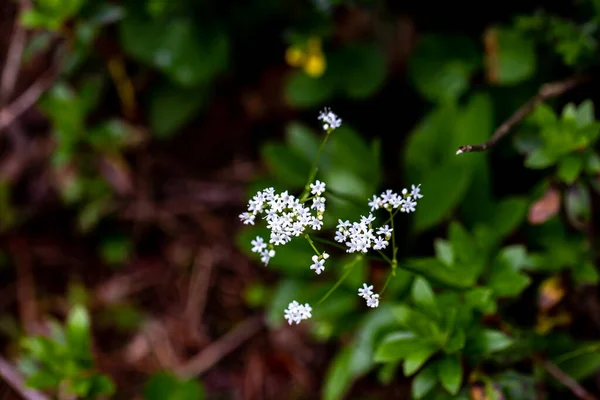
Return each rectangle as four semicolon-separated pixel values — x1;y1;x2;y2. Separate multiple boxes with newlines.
284;300;312;325
310;252;329;275
240;183;327;265
318;107;342;132
335;214;393;254
358;283;380;308
368;185;423;213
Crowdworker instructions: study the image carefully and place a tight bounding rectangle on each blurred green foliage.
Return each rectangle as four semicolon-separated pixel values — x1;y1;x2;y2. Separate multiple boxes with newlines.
5;0;600;398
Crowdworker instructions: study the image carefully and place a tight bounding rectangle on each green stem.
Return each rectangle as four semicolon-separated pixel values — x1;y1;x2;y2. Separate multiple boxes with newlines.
377;250;393;266
390;210;397;264
311;236;347;251
317;255;362;304
380;270;395;295
305;234;321;256
300;131;331;201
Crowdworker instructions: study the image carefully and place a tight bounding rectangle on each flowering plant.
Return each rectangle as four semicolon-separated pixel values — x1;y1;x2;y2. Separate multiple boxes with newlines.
240;108;422;324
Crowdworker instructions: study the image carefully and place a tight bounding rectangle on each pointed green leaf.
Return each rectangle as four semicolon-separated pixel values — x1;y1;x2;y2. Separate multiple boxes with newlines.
412;364;437;399
403;345;438;376
437;355;463;395
411;277;438;316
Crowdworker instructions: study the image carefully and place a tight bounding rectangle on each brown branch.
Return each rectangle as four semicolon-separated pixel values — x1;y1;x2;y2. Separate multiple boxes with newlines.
175;315;264;379
0;357;49;400
0;72;56;134
0;16;27;106
540;358;598;400
456;76;587;155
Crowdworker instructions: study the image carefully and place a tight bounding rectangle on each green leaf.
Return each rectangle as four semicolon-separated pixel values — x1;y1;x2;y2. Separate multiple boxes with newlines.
323;307;396;400
408;34;479;103
482;197;528;240
488;247;531;297
412;363;437;399
323;348;353;400
286;123;320;162
465;288;496;314
411;277;438;316
261;142;310;187
467;329;513;355
404;104;458;182
403;345;439;376
437;355;462;395
493;27;536;85
120;14;228;87
143;372;204;400
66;305;91;360
24;370;62;390
285;70;335;108
374;331;420;363
525;147;557;169
434;239;454;266
404;258;475;289
557;154;583;184
413;162;472;232
148;82;207;138
330;44;387;98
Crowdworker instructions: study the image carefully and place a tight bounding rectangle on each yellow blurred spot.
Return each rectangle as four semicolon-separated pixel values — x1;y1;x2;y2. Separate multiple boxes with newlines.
285;47;306;68
285;36;327;77
538;275;565;312
304;54;326;77
536;308;572;334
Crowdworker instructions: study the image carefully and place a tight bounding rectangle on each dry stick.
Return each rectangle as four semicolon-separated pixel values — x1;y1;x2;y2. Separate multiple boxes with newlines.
185;249;214;329
0;357;49;400
456;76;587;155
0;18;26;106
0;72;56;134
540;358;598;400
175;315;264;379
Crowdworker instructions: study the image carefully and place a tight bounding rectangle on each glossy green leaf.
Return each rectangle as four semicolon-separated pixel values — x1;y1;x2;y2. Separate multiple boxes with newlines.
437;355;462;395
403;344;439;376
413;163;472;232
467;329;513;355
493;27;536;85
411;277;438;316
412;363;437;399
374;331;421;363
557;154;583;184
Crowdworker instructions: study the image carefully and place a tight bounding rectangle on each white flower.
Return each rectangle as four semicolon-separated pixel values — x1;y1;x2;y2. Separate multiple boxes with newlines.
284;301;312;325
251;236;267;253
310;180;326;196
376;225;392;238
318;107;342;131
239;212;255;225
373;236;389;250
368;195;382;211
310;255;326;274
358;283;373;299
311;196;326;212
401;197;417;213
260;249;275;265
411;184;423;199
366;293;380;308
